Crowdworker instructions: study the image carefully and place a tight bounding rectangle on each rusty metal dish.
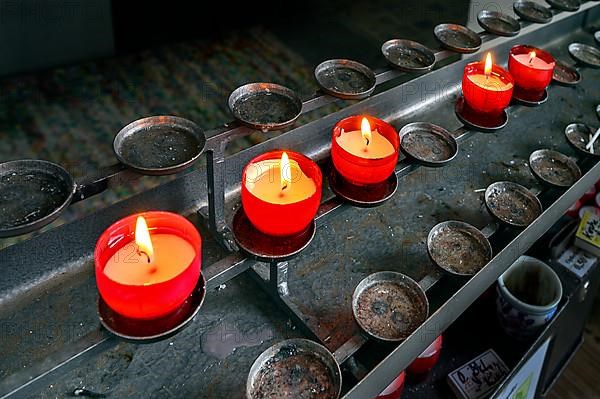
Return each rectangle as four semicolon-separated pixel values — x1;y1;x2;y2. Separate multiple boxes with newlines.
381;39;436;72
314;59;376;100
113;116;206;175
434;24;482;53
564;123;600;157
514;0;553;23
352;271;429;341
246;338;342;399
545;0;580;11
427;221;492;276
485;181;542;227
0;159;75;237
477;10;521;36
229;83;303;131
399;122;458;167
568;43;600;68
529;149;581;187
552;62;581;86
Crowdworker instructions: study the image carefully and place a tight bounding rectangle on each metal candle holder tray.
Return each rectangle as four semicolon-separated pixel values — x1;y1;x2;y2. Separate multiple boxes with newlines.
1;2;600;399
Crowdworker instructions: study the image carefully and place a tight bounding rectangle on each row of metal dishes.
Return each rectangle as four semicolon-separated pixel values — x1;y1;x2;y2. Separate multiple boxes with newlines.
230;1;600;132
245;116;596;398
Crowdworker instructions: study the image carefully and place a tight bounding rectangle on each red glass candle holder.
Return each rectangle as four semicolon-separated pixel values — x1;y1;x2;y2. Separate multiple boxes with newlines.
508;45;555;101
376;371;405;399
331;115;399;186
407;335;443;375
462;62;514;116
95;211;202;320
241;150;322;237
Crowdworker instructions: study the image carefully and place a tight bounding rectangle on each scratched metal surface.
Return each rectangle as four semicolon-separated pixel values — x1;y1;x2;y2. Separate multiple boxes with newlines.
1;19;600;399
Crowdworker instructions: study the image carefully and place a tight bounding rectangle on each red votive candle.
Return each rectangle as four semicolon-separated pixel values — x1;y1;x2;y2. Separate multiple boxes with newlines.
95;211;202;319
376;371;405;399
462;53;514;116
241;150;322;237
407;335;443;375
508;45;555;101
331;115;399;186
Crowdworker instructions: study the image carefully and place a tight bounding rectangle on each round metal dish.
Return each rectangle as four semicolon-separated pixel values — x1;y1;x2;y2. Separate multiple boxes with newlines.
427;221;492;276
568;43;600;68
329;168;398;208
552;62;581;86
512;88;548;106
113;116;206;176
0;159;75;237
232;208;316;262
455;96;508;132
595;31;600;46
228;83;303;131
314;59;376;100
564;123;600;157
98;274;206;343
545;0;580;11
485;181;542;227
596;104;600;120
434;24;482;53
513;0;553;24
352;271;429;342
381;39;436;72
477;10;521;37
247;338;342;399
529;149;581;187
399;122;458;167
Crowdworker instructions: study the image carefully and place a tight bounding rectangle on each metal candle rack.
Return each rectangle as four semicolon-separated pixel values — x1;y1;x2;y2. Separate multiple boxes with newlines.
1;2;600;398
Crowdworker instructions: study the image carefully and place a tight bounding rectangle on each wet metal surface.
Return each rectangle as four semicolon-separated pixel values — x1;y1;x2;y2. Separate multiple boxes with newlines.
568;42;600;67
514;0;553;23
113;116;205;175
485;181;543;227
247;339;341;399
381;40;436;72
433;24;482;53
477;11;521;37
352;272;428;341
314;60;376;100
427;221;492;276
552;62;582;85
529;149;582;187
98;275;206;342
0;160;74;237
399;122;458;167
228;83;303;131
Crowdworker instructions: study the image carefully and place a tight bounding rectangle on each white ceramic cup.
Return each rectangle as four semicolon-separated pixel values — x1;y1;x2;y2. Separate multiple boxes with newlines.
496;256;562;340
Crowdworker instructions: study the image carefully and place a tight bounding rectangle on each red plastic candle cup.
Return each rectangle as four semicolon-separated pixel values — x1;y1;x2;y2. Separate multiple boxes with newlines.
241;150;322;237
95;211;202;320
407;335;443;375
508;45;555;101
566;199;581;218
376;371;405;399
331;115;399;186
462;53;514;116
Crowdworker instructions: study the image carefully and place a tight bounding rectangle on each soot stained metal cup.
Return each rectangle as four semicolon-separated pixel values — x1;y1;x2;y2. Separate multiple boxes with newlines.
352;271;429;342
485;181;542;227
246;338;342;399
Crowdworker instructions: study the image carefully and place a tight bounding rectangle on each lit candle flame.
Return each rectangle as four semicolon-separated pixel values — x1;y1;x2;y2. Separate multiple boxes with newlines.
135;216;154;263
361;117;372;146
280;151;292;191
484;53;492;79
528;51;536;64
